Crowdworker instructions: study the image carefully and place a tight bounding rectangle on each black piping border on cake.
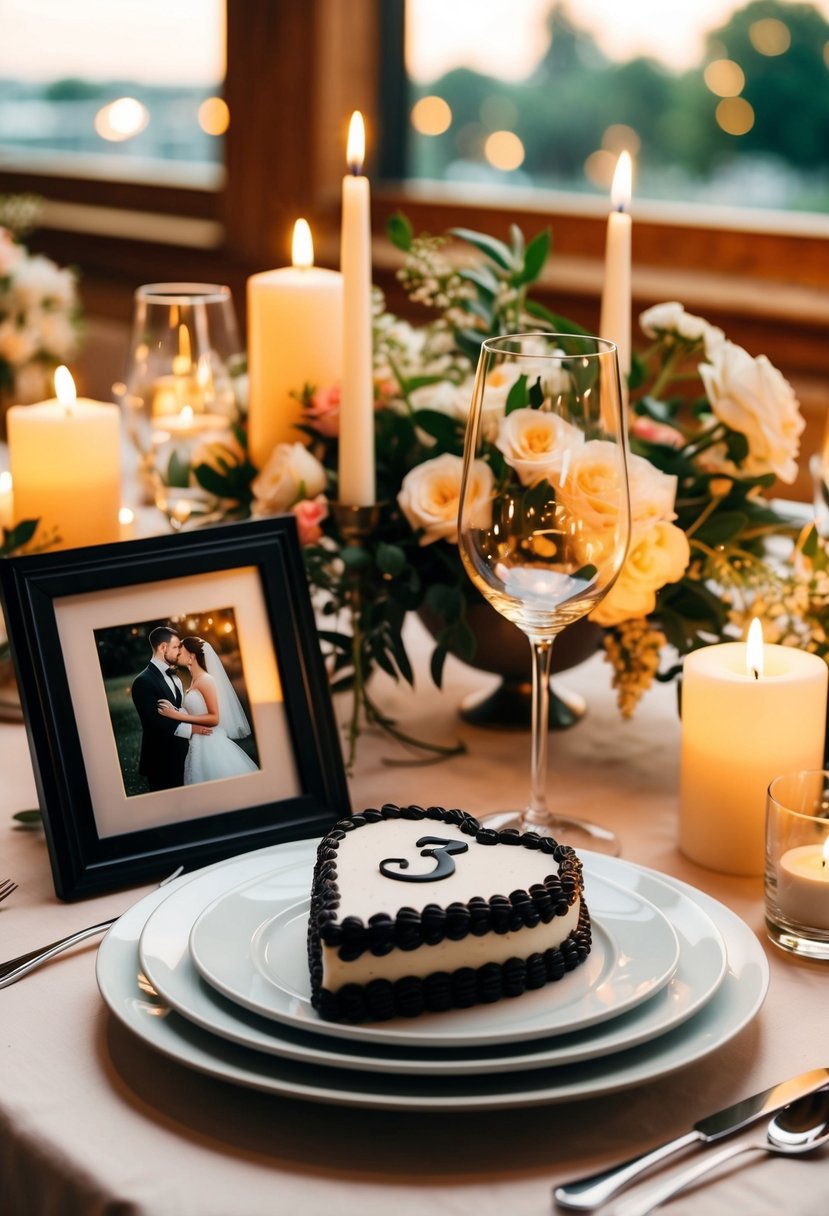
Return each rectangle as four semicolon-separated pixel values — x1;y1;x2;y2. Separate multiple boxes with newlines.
308;803;590;1023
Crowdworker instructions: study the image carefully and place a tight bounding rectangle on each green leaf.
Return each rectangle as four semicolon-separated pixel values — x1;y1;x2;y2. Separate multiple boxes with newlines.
723;429;750;465
453;327;486;365
505;373;528;415
376;542;407;577
193;463;229;497
528;376;544;408
412;408;459;446
13;808;42;827
430;643;448;689
341;546;372;572
450;227;515;271
800;524;819;560
523;300;588;333
2;518;39;552
165;449;191;488
457;266;499;299
694;509;749;546
516;228;550;286
387;211;414;251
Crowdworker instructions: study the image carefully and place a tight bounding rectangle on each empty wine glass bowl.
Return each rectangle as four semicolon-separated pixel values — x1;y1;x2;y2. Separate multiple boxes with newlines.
115;282;243;511
458;332;631;852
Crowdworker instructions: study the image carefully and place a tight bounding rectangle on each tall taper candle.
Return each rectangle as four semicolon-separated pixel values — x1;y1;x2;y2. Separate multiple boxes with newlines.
339;111;375;506
599;151;632;402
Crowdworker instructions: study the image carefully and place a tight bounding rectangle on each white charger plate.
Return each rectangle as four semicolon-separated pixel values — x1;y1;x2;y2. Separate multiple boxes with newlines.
187;856;679;1047
97;847;768;1111
137;847;726;1075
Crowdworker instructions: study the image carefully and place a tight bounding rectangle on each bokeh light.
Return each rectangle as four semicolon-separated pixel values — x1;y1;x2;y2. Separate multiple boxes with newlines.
198;96;230;136
584;148;616;190
749;18;791;56
483;129;525;170
411;95;452;135
94;97;149;142
716;97;755;136
704;59;745;97
601;124;641;155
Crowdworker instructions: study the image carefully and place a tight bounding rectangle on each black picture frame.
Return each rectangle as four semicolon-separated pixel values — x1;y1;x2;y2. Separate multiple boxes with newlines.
0;517;350;899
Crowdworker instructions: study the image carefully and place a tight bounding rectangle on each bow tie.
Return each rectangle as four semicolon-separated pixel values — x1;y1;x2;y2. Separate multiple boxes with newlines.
165;668;178;677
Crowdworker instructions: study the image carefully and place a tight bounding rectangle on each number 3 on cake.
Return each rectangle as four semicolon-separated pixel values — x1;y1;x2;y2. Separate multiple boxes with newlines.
380;835;469;882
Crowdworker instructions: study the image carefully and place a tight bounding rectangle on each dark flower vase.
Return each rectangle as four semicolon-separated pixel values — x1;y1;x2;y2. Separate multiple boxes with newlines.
419;598;601;731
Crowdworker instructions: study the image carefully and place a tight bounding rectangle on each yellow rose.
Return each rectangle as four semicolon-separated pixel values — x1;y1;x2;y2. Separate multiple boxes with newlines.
591;521;690;627
251;442;327;515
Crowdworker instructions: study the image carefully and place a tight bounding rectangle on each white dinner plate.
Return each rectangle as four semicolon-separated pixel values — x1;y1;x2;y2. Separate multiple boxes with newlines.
187;858;679;1047
97;846;768;1111
137;847;726;1075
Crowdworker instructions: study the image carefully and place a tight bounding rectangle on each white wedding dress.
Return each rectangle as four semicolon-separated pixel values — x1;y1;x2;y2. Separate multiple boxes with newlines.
182;643;259;785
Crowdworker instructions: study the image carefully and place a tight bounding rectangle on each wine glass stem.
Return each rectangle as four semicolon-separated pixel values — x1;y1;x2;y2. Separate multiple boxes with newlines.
525;636;555;827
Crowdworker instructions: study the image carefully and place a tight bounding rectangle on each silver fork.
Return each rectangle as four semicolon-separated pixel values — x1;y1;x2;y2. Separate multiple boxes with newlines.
0;879;18;905
0;866;184;989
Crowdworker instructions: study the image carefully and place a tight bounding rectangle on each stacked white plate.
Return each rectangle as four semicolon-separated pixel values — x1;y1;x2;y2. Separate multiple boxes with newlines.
96;839;769;1110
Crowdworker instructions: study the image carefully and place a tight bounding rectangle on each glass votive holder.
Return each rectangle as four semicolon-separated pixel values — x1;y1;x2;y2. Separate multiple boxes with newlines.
765;770;829;960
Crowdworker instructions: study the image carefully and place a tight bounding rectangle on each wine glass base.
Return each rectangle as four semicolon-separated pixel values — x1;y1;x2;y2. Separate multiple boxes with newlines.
478;808;621;856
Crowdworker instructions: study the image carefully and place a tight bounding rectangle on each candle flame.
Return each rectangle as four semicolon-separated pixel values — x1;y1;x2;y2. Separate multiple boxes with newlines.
181;404;194;424
118;506;135;527
611;150;633;211
347;110;365;174
292;218;314;269
746;616;764;679
54;365;77;405
0;471;11;494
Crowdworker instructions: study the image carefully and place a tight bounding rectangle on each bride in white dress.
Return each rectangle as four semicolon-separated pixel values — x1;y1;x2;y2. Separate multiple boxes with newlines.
157;636;258;784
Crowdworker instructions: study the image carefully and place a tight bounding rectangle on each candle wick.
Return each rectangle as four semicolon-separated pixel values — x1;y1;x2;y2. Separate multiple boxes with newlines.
752;667;759;681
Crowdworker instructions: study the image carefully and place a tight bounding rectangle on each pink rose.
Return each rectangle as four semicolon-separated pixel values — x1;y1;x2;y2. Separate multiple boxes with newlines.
292;494;329;545
631;416;685;448
304;384;341;438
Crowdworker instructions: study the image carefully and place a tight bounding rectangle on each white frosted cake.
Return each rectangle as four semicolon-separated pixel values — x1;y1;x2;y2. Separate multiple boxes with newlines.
308;803;591;1023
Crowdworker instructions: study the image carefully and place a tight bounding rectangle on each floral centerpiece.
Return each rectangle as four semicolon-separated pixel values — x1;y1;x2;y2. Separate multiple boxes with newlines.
193;217;819;766
0;214;81;415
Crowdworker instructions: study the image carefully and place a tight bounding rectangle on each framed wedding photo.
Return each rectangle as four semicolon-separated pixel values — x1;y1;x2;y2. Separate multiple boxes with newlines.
0;517;351;898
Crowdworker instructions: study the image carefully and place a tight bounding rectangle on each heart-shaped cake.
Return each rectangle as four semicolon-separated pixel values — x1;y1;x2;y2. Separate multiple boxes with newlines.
308;803;591;1023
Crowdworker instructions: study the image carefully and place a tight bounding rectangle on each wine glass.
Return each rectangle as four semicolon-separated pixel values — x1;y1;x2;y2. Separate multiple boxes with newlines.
115;282;243;511
458;333;631;853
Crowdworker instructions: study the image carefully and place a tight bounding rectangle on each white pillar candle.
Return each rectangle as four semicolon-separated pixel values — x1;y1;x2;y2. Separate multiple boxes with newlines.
778;838;829;930
338;111;376;506
680;621;828;875
599;151;632;403
8;367;121;549
247;218;344;470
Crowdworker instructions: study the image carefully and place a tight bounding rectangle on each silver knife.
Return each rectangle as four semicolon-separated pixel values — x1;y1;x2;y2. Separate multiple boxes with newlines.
553;1067;829;1210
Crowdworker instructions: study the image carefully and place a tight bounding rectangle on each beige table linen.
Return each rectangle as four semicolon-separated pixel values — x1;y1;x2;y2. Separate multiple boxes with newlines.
1;622;827;1216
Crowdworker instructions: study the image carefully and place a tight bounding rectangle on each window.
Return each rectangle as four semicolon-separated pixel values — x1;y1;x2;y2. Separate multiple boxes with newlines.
0;0;226;186
403;0;829;214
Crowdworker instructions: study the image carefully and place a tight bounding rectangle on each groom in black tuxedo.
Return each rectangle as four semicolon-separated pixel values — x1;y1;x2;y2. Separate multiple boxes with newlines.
131;626;207;792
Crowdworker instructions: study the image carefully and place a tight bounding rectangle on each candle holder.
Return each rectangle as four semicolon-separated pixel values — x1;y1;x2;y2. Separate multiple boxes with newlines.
331;501;382;547
765;769;829;960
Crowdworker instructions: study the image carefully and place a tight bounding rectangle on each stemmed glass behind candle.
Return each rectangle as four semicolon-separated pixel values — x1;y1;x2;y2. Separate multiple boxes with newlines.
458;333;631;853
115;282;242;525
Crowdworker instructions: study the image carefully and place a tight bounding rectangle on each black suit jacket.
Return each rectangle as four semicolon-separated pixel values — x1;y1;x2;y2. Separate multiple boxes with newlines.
131;664;189;791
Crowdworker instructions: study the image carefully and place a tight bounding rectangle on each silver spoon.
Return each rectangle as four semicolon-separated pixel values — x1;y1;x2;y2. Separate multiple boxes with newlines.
615;1088;829;1216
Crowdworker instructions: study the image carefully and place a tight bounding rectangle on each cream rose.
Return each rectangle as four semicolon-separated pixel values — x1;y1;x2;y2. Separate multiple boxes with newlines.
639;301;724;355
591;521;691;626
398;452;492;545
699;341;804;484
555;442;676;535
496;407;584;486
251;442;327;516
